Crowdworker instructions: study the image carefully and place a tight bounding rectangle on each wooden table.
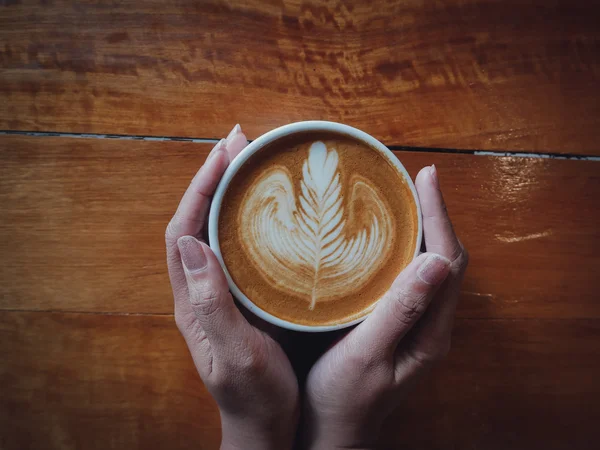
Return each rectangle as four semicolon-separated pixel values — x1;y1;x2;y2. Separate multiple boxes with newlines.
1;1;599;449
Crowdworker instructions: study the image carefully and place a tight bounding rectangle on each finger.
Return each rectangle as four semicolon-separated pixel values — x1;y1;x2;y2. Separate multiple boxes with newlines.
350;253;451;355
167;124;248;247
166;125;247;304
225;123;249;160
169;123;248;245
413;164;469;340
391;167;469;384
396;245;469;376
177;236;251;350
165;138;228;309
176;138;229;232
415;165;462;262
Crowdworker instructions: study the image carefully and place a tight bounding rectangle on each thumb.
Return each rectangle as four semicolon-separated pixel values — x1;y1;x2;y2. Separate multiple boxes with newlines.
177;236;250;350
352;252;451;353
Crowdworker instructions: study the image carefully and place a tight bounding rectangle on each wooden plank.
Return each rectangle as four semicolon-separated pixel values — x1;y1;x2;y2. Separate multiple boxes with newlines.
1;1;599;154
379;318;600;450
0;311;220;450
1;135;599;318
0;136;191;314
1;311;598;449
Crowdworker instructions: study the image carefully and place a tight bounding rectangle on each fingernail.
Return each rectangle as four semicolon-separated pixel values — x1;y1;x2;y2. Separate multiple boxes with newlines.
429;164;439;188
226;124;241;141
206;139;227;164
417;254;451;285
178;236;207;273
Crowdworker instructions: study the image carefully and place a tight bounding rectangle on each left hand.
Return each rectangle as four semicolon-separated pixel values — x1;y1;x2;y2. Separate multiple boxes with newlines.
165;125;299;450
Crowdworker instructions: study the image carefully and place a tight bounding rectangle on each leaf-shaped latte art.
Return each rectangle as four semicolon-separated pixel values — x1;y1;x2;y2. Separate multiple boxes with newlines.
240;141;393;309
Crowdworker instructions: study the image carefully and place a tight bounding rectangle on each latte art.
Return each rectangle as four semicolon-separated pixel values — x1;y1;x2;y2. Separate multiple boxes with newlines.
240;141;393;309
218;132;418;326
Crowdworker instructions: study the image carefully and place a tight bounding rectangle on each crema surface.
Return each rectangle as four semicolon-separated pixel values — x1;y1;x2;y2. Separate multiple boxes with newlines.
218;133;418;326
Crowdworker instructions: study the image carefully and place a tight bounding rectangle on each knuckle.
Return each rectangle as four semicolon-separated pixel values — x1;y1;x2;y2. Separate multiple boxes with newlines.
410;338;451;368
408;350;436;369
214;342;268;389
233;349;267;375
232;335;269;375
174;308;196;336
342;343;380;372
174;316;185;335
450;242;469;271
208;369;236;393
165;217;181;245
448;240;463;264
190;285;223;318
460;246;470;267
392;291;428;326
354;351;388;377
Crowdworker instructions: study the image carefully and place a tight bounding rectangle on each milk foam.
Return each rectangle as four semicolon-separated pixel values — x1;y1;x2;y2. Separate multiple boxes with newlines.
240;141;393;309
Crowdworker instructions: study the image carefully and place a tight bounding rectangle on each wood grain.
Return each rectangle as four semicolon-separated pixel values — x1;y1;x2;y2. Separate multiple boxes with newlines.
379;318;600;450
1;135;599;318
1;311;598;449
0;311;220;450
0;136;189;314
1;1;599;153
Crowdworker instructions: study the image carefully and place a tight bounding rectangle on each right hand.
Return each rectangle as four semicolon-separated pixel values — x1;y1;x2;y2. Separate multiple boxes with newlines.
301;165;469;449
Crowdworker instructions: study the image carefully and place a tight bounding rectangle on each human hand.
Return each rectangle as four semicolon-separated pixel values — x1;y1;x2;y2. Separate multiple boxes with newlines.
301;165;469;449
165;125;299;450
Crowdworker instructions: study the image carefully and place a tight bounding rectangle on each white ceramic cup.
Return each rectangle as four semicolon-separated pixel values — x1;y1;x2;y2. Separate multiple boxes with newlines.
208;121;423;332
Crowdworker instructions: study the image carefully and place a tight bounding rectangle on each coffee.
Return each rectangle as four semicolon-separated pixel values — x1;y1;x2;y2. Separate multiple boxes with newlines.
218;132;418;326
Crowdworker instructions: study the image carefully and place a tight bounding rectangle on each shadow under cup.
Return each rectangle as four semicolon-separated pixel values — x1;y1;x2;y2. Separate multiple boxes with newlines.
208;121;422;332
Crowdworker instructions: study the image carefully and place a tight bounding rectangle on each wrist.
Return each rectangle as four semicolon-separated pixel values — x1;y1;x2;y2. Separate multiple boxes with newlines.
301;415;381;450
220;411;296;450
306;440;375;450
311;446;374;450
304;436;377;450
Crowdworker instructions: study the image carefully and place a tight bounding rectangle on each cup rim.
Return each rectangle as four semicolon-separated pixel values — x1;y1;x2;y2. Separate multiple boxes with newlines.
208;121;423;332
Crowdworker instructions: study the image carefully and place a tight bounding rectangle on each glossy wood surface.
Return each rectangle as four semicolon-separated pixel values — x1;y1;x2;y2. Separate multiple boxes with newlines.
2;0;600;447
1;0;600;153
1;311;599;450
2;136;599;319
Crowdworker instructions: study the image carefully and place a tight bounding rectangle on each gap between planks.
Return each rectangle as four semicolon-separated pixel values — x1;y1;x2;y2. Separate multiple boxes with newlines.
0;308;598;321
1;130;599;161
